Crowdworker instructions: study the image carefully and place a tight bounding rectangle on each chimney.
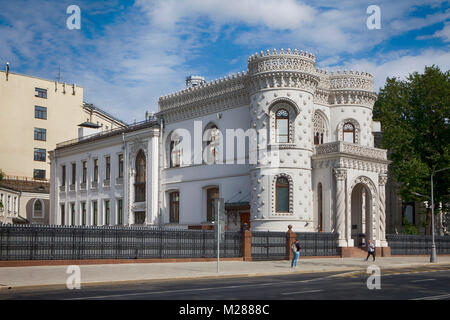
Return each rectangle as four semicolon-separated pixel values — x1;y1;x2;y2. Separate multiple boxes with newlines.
5;62;9;81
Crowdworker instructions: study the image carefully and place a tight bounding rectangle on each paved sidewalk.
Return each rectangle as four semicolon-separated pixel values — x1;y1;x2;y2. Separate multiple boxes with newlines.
1;256;449;290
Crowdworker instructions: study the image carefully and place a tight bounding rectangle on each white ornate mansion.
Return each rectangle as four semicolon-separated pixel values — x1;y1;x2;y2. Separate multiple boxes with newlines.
50;48;390;248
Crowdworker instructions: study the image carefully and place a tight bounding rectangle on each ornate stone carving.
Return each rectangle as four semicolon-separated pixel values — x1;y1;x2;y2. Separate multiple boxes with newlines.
337;118;361;144
247;49;316;76
378;174;388;242
333;168;347;241
312;110;329;143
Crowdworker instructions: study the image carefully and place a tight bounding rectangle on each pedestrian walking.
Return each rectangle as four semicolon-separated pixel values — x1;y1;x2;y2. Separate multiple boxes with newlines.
291;240;301;268
365;239;376;262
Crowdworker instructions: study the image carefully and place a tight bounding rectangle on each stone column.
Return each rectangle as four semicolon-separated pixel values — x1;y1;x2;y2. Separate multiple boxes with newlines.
362;189;366;234
129;168;135;225
334;168;347;247
378;174;388;247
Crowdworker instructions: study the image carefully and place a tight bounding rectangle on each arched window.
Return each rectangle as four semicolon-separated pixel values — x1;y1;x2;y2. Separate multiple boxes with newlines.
135;150;146;202
275;109;289;143
276;177;289;213
313;112;327;145
343;122;355;143
169;136;181;168
33;199;44;218
204;124;220;164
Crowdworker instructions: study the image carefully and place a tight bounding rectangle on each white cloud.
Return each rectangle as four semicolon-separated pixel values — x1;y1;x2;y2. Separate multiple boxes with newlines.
1;0;449;124
340;49;450;90
136;0;315;30
417;21;450;42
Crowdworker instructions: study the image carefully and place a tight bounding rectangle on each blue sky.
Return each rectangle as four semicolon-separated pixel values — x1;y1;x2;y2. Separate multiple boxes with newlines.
0;0;449;123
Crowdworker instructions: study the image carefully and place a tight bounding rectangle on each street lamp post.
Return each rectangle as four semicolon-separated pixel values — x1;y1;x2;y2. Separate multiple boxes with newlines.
413;167;450;263
430;171;437;263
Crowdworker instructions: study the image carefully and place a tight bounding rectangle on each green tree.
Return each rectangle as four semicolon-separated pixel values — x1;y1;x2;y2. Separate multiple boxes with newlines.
373;65;450;209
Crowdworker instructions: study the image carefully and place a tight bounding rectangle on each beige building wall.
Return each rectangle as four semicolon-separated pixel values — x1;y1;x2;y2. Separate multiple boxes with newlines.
0;71;125;180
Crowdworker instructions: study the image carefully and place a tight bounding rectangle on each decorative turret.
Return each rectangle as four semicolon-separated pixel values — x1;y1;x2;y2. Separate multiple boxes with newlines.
247;48;316;76
329;69;374;92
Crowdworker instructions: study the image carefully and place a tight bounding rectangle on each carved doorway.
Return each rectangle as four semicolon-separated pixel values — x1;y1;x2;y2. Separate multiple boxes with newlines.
351;183;372;247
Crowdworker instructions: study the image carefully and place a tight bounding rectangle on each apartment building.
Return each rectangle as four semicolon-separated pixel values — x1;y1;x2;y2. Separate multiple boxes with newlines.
0;67;125;224
0;69;125;180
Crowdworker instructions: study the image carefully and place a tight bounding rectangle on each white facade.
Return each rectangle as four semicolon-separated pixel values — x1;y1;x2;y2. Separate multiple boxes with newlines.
50;48;390;248
0;187;20;223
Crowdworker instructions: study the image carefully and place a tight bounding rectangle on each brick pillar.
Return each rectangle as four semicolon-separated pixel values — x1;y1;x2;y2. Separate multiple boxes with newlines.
286;225;296;261
382;247;391;257
241;223;252;261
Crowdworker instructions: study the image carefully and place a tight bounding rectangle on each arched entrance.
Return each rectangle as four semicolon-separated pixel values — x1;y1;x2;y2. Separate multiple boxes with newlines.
351;183;372;247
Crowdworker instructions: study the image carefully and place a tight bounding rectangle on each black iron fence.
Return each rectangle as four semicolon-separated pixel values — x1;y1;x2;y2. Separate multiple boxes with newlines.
386;234;450;255
251;231;340;261
251;231;287;261
295;232;340;256
0;224;242;260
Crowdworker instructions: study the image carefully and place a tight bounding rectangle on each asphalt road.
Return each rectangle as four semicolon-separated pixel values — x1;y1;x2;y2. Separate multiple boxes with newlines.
0;264;449;301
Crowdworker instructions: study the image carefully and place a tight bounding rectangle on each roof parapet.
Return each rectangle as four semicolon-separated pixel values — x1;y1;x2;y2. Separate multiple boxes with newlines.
247;48;316;62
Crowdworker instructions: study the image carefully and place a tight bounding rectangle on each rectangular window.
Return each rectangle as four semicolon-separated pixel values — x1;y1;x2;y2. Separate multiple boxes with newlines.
81;202;86;226
34;128;46;141
105;156;110;180
93;159;98;182
104;200;110;225
117;199;123;225
276;118;289;143
92;201;98;226
134;211;145;224
61;204;65;225
34;148;46;162
33;169;46;180
169;191;180;223
206;188;219;222
118;154;123;178
82;161;87;183
35;87;47;98
62;165;66;186
402;202;415;225
34;106;47;119
71;163;76;184
71;203;76;226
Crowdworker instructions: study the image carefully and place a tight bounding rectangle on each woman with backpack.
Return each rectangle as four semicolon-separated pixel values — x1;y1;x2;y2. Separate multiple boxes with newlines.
291;240;301;268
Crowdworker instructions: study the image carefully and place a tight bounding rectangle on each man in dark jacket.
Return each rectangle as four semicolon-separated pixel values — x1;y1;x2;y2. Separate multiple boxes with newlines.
365;239;376;262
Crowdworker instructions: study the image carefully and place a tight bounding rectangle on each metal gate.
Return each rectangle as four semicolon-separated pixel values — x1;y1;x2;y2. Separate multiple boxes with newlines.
251;231;287;261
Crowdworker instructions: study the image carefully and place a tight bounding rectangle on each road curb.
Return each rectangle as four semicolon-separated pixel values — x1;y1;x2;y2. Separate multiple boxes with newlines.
1;262;449;292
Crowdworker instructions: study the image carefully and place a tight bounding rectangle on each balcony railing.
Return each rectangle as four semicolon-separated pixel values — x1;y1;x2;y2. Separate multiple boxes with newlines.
69;184;76;192
314;141;387;160
56;119;158;150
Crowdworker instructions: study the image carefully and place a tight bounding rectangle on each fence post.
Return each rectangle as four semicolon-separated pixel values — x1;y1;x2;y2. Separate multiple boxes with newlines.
286;225;296;261
241;223;252;261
